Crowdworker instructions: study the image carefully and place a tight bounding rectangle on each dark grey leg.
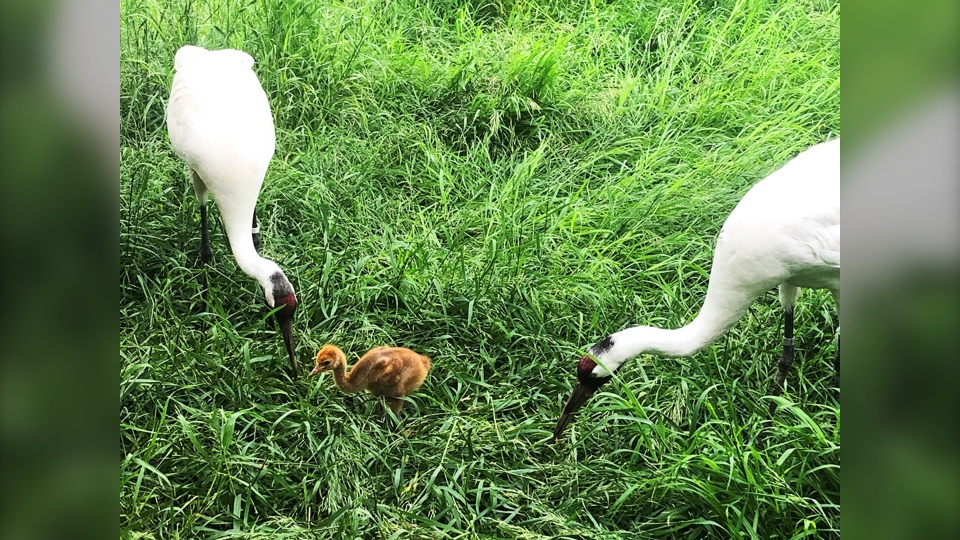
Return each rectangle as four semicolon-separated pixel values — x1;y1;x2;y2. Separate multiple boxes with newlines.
833;338;840;399
768;307;796;418
252;211;261;253
191;170;213;264
759;305;797;445
200;203;212;264
381;398;402;430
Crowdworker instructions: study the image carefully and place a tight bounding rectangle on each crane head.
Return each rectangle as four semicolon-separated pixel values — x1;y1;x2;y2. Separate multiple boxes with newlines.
268;273;299;376
552;355;613;440
308;344;346;377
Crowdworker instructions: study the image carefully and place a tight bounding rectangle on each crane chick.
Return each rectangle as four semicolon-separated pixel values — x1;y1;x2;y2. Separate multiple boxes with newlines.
309;344;431;415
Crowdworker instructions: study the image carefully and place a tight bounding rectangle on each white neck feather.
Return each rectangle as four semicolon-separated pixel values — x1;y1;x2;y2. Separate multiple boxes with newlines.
591;282;761;376
221;211;289;307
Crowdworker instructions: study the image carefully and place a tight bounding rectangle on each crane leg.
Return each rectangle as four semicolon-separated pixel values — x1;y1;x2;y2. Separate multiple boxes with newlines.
833;338;840;399
199;204;213;264
252;211;261;253
191;170;213;264
386;397;404;415
378;398;403;430
768;306;795;419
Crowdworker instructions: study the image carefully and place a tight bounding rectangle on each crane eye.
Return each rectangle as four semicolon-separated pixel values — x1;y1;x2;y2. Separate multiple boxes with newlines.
322;361;331;367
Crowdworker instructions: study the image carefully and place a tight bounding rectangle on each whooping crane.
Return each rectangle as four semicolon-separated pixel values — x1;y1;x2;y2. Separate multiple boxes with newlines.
553;139;840;439
167;45;299;375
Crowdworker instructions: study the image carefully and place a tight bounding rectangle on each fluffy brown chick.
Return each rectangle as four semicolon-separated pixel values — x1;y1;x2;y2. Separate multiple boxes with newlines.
309;344;431;414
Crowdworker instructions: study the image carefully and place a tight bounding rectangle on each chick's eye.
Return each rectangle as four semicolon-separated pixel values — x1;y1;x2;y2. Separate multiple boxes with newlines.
322;361;331;366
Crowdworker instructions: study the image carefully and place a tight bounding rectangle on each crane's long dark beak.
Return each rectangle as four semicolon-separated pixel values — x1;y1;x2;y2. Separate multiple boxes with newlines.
278;316;298;376
553;382;595;440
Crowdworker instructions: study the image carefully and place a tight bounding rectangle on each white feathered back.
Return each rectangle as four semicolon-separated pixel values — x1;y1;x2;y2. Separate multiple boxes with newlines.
174;45;255;72
167;45;275;213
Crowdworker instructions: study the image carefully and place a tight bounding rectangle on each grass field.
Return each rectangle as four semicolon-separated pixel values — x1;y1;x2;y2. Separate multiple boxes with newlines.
120;0;840;537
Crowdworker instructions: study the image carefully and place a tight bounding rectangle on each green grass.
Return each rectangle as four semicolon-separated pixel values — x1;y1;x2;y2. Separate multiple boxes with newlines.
121;0;840;537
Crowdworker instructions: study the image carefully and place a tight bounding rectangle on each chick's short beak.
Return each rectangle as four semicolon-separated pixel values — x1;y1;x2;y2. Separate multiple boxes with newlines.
308;363;323;377
552;383;595;440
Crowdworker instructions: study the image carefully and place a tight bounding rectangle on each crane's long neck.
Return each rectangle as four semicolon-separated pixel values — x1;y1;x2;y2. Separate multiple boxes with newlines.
331;361;367;393
220;205;290;303
592;281;762;375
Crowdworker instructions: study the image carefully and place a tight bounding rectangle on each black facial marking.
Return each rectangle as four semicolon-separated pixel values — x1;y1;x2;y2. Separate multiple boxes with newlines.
269;272;295;298
590;335;615;356
269;272;297;321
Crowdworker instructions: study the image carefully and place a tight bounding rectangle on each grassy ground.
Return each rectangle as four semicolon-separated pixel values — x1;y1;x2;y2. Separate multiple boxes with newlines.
120;0;840;537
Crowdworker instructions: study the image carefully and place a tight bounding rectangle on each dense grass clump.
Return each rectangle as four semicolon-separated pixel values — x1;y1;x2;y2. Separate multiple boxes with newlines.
121;0;840;537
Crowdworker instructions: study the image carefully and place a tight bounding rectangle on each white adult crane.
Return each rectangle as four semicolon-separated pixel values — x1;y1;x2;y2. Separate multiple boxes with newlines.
554;139;840;438
167;45;299;375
